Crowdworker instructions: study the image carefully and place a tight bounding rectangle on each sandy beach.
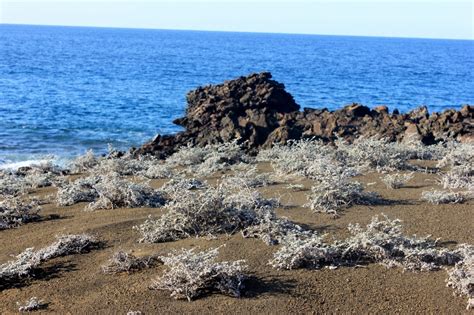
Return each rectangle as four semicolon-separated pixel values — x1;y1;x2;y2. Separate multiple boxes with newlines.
1;159;472;314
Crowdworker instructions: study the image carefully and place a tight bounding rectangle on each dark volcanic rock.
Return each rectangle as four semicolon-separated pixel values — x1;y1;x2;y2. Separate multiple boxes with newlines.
134;72;473;158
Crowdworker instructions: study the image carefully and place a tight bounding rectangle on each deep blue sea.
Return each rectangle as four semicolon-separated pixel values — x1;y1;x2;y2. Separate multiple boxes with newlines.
1;24;473;167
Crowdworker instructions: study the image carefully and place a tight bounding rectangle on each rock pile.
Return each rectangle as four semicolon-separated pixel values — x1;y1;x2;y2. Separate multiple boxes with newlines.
134;72;473;157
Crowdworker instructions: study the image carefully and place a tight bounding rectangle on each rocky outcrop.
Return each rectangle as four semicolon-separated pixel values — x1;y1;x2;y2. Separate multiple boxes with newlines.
133;72;473;157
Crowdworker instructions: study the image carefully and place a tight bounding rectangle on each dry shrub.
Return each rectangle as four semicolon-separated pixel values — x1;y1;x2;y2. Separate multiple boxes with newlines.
165;143;210;166
257;139;336;179
56;176;100;206
381;172;414;189
34;234;100;261
335;136;415;173
344;216;461;271
446;244;474;310
223;165;274;188
160;178;207;200
71;147;174;178
0;173;28;197
0;197;41;230
69;149;99;173
437;143;474;169
241;206;313;245
270;215;464;271
135;181;281;243
306;172;380;216
17;297;47;312
93;157;150;176
151;247;247;301
440;164;473;190
0;234;99;289
57;174;166;210
85;174;166;211
166;140;249;176
0;171;63;197
141;163;175;179
102;251;161;274
421;190;466;205
269;233;337;270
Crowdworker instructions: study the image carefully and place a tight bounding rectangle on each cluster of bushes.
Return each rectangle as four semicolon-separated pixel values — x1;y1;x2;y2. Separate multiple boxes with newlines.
1;138;473;308
0;161;66;198
56;174;166;210
0;234;100;289
166;140;249;176
134;180;288;244
269;215;473;309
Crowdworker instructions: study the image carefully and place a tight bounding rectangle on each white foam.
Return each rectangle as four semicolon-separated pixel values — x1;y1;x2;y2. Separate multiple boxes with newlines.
0;159;53;170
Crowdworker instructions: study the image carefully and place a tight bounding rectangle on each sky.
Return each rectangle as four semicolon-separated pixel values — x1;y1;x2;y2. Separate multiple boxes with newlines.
0;0;473;40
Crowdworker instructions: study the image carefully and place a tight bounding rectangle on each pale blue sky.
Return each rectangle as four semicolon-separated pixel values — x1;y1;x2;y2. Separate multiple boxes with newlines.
1;0;473;39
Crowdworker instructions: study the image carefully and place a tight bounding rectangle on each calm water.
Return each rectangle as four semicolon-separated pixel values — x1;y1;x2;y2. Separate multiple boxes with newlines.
0;24;473;166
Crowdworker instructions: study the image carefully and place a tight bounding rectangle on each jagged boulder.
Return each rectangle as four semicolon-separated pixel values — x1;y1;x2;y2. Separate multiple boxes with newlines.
135;72;300;156
133;73;473;158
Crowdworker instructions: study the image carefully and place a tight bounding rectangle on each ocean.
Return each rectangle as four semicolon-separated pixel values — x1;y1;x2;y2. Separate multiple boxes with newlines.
0;24;473;167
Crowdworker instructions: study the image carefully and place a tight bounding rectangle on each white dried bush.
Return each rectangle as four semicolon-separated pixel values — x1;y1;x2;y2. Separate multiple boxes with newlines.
269;233;339;270
343;216;461;271
141;162;175;179
241;206;313;245
151;247;247;301
189;152;235;177
446;244;474;310
421;190;466;205
0;171;64;198
257;139;337;179
335;136;413;173
270;215;464;272
161;178;206;192
0;248;40;288
222;166;273;188
160;178;207;200
381;172;414;189
102;251;161;274
23;172;60;189
85;174;166;211
0;234;99;288
69;149;100;173
166;143;210;166
166;140;249;176
17;297;47;312
93;158;147;176
306;173;380;215
135;182;278;243
0;198;41;230
57;174;166;210
440;164;473;190
437;142;474;169
0;173;28;197
34;234;100;261
56;176;100;206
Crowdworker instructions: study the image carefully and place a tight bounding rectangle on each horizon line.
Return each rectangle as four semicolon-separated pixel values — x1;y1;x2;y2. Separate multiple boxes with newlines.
2;22;473;41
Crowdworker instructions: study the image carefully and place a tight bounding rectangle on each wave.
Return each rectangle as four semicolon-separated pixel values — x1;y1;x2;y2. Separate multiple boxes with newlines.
0;155;71;171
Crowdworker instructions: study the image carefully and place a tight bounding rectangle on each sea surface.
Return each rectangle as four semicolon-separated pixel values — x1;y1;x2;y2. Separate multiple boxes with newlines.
0;24;473;167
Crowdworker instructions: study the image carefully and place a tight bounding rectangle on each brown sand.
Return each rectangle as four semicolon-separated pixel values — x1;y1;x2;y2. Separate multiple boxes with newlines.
1;163;472;314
